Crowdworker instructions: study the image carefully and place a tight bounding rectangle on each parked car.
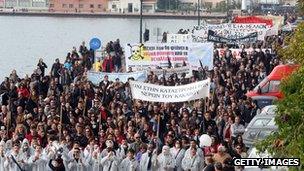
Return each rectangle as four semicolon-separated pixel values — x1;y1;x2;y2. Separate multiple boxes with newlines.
251;96;278;110
242;105;278;148
246;64;299;99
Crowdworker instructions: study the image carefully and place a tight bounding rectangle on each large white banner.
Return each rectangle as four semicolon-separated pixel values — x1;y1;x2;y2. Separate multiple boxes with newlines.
167;34;193;43
129;79;210;102
193;23;269;41
125;43;213;70
87;71;147;85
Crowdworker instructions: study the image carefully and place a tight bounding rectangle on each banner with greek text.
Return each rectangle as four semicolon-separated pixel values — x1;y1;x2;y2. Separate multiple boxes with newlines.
167;34;193;43
233;16;273;27
207;30;258;44
192;23;268;41
125;43;213;70
87;71;147;85
129;79;210;102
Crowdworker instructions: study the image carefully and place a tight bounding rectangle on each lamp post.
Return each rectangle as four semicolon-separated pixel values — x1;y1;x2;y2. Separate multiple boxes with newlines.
140;0;143;43
197;0;200;26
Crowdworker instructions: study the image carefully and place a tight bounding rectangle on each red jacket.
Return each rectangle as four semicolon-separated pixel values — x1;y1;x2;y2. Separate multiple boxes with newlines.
17;87;30;98
102;58;114;72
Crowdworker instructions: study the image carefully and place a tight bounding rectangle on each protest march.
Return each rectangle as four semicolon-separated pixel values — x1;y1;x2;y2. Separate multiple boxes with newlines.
0;10;300;171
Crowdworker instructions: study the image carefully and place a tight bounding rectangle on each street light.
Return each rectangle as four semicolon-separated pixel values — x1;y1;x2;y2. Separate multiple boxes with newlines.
198;0;200;26
140;0;143;43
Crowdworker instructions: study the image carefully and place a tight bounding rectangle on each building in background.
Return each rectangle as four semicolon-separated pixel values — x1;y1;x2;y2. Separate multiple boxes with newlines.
0;0;4;8
49;0;108;13
1;0;49;11
107;0;156;13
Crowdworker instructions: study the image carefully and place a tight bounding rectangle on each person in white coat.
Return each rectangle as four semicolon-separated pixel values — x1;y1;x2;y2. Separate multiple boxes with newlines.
87;146;103;171
139;143;158;171
156;145;175;171
20;139;34;170
0;141;6;171
100;149;120;171
116;139;129;162
4;141;26;171
100;140;115;158
67;147;88;171
119;149;138;171
184;140;204;161
170;140;185;171
27;145;48;171
181;148;203;171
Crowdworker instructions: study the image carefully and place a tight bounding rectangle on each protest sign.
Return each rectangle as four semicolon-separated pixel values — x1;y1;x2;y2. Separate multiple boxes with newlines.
193;23;268;41
233;16;273;27
207;30;258;44
125;43;213;70
129;78;210;102
87;71;147;85
167;34;192;43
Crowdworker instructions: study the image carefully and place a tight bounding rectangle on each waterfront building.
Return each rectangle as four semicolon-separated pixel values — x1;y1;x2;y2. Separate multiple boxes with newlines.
2;0;48;11
107;0;156;13
49;0;108;13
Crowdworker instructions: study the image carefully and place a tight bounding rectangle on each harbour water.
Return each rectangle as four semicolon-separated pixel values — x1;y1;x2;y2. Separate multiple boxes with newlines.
0;15;197;80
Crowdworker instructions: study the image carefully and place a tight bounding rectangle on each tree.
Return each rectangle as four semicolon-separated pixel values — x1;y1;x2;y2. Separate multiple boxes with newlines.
256;22;304;171
298;0;304;15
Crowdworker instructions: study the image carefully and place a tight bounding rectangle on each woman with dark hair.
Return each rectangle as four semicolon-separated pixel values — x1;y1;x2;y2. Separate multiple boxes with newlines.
233;135;245;151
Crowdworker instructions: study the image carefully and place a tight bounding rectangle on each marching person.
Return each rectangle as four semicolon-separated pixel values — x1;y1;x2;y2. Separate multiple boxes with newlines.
156;145;175;171
119;148;138;171
181;147;203;171
4;141;26;171
0;141;6;171
139;143;157;171
184;140;204;161
100;145;120;171
170;140;185;171
88;146;103;171
67;147;87;171
116;139;129;161
28;145;48;171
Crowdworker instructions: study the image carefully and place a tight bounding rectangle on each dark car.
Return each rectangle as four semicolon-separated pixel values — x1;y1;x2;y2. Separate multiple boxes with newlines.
243;105;278;148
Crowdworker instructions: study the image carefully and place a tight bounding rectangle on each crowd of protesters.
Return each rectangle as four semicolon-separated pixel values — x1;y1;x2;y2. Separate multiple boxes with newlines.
0;22;293;171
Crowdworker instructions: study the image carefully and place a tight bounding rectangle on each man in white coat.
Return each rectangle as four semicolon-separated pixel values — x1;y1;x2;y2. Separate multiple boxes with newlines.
184;140;204;161
87;146;103;171
100;149;120;171
139;143;158;171
27;145;48;171
67;147;88;171
170;140;185;171
116;139;129;162
182;148;203;171
119;149;138;171
156;145;175;171
4;141;26;171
